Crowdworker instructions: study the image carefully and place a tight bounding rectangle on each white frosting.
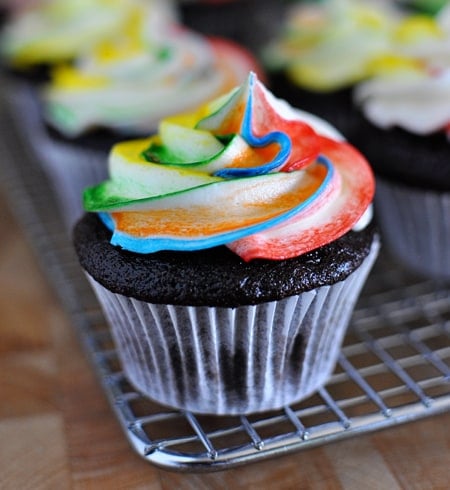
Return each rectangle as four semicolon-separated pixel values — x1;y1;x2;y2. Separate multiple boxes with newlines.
355;68;450;134
352;204;373;232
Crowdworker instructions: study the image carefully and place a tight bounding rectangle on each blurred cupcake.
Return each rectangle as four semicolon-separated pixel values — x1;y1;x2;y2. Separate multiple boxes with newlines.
0;0;178;226
74;72;379;415
10;2;262;227
353;7;450;280
263;0;401;138
177;0;285;55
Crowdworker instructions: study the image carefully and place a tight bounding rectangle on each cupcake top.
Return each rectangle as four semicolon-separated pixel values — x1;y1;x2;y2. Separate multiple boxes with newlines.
0;0;174;69
263;0;401;92
82;72;375;262
42;10;263;138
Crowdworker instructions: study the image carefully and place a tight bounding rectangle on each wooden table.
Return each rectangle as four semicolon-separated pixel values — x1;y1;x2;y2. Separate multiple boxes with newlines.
0;190;449;490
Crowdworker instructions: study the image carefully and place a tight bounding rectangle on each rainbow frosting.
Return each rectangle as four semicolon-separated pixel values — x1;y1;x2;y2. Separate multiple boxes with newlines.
84;73;375;261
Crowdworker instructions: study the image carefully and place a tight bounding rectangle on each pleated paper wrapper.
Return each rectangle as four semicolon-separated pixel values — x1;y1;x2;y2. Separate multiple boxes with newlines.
86;238;380;415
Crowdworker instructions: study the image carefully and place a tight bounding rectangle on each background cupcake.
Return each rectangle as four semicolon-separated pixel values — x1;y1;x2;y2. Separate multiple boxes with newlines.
352;6;450;280
74;73;379;415
2;0;262;228
0;0;176;227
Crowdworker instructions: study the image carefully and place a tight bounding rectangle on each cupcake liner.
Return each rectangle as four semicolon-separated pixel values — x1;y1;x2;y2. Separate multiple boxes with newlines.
86;237;380;415
375;178;450;280
4;79;108;228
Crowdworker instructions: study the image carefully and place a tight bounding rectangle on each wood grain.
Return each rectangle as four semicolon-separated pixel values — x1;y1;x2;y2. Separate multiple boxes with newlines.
0;191;449;490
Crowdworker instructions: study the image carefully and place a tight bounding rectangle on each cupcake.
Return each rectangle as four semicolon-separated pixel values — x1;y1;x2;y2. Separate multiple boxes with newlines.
353;6;450;280
176;0;285;56
8;4;262;228
73;72;379;415
263;0;402;138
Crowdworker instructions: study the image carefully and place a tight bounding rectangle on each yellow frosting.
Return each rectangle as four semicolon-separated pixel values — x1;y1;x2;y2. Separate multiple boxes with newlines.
51;65;109;90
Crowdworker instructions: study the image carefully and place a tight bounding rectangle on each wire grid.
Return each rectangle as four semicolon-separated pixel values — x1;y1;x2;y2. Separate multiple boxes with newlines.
0;90;449;473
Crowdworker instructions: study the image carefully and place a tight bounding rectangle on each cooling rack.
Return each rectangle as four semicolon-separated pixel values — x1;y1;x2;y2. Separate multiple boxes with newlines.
0;84;449;473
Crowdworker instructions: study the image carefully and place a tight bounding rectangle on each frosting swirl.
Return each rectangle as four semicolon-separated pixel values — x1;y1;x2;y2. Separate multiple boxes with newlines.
42;12;262;137
84;73;375;261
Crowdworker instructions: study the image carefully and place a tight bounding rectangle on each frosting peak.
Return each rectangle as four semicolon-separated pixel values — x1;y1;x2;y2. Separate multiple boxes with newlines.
84;73;375;261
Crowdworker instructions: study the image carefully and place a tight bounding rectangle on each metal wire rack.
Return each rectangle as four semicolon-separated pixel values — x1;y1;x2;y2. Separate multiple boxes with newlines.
1;86;449;473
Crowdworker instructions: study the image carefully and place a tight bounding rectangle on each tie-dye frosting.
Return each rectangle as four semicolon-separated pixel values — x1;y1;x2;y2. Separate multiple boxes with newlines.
42;11;262;137
263;0;400;91
0;0;172;68
84;73;374;261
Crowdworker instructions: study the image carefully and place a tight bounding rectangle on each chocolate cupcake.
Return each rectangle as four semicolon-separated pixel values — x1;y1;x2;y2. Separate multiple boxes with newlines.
73;73;379;414
352;5;450;280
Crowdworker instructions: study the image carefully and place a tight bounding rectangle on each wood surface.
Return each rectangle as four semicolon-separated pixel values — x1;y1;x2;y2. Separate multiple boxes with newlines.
0;191;449;490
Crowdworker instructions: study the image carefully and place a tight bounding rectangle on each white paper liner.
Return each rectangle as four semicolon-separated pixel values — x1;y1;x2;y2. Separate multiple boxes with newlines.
85;237;379;415
375;178;450;280
5;80;108;228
